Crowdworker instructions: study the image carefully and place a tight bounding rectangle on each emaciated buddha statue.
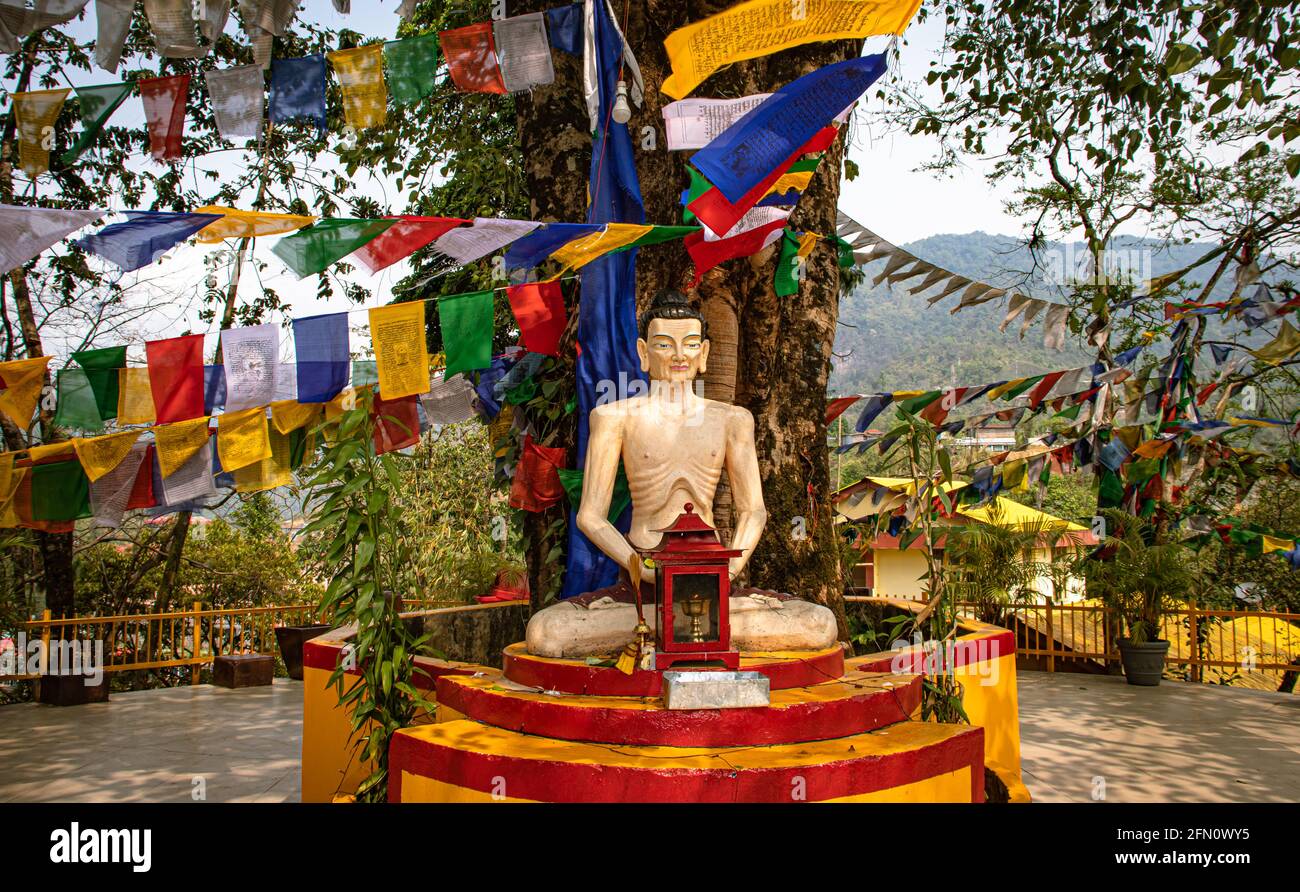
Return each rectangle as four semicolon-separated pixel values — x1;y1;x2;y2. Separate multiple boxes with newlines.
525;290;838;659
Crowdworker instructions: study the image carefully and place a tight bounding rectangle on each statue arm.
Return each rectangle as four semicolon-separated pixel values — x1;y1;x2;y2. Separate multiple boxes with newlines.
576;407;639;575
725;407;767;580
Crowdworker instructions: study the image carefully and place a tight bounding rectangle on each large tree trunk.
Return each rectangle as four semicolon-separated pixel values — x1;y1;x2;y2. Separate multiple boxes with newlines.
515;1;853;639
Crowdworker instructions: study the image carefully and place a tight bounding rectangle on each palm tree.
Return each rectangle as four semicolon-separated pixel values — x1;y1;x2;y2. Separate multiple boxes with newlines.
944;502;1075;626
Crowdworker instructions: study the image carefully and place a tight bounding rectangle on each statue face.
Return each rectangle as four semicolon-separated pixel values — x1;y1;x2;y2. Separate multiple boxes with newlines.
637;318;709;383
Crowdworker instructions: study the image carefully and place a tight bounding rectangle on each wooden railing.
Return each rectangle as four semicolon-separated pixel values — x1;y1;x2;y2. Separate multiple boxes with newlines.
883;595;1300;688
1;597;464;684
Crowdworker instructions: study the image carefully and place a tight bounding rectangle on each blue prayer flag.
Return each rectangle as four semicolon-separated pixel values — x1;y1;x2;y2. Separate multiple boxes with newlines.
690;53;887;203
271;54;326;134
562;0;645;598
292;312;349;403
1211;344;1233;365
545;3;582;56
203;365;226;413
77;211;223;272
503;223;602;272
854;393;892;433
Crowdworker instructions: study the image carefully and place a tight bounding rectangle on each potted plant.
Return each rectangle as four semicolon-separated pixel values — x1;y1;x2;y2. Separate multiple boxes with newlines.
274;621;331;681
1078;510;1194;686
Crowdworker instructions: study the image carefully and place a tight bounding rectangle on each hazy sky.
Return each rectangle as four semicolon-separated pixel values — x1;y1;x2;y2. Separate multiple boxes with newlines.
34;1;1031;358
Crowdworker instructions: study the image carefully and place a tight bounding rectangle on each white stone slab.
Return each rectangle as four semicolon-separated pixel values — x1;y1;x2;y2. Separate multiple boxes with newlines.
662;670;770;710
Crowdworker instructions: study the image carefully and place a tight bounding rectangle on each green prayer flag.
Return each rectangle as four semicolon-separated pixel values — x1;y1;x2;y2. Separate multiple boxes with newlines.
1054;402;1083;420
31;460;90;522
271;218;397;277
557;467;631;524
52;368;106;432
71;344;125;420
896;390;943;415
774;227;801;297
352;359;378;388
60;82;133;165
1097;468;1125;508
833;235;855;268
505;375;537;405
1000;375;1046;401
620;225;700;252
385;33;440;105
681;167;713;224
438;290;494;377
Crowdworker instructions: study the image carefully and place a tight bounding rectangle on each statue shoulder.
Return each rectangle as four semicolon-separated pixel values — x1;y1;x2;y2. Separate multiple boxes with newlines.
725;403;757;434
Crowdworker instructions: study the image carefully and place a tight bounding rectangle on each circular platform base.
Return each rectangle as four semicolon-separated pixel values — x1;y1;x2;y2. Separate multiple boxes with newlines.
436;668;920;747
500;642;846;697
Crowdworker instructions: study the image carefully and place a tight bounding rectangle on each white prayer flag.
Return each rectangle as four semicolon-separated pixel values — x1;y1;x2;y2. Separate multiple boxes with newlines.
0;205;105;276
161;439;216;505
663;94;771;151
89;442;149;528
94;0;134;72
205;64;264;139
221;323;280;411
143;0;208;58
0;0;90;52
701;205;790;241
273;362;297;402
420;373;477;425
430;218;541;266
494;12;555;93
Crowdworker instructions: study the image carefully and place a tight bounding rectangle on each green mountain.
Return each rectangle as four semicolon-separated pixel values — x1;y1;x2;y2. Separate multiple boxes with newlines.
829;231;1243;397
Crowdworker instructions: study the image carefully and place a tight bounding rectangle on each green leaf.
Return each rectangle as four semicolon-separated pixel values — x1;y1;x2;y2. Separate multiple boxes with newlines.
1163;42;1200;76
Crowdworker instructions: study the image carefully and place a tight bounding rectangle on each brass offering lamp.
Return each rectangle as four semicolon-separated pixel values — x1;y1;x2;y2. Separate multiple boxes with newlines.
645;502;742;671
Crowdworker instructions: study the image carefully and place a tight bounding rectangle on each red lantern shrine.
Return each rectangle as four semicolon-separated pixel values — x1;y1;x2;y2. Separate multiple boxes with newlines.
647;503;742;671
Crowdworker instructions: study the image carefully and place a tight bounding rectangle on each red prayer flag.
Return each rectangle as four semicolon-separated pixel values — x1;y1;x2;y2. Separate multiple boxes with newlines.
1026;371;1066;409
140;74;190;161
126;444;156;509
685;218;787;286
353;216;470;274
506;281;567;357
687;126;839;236
146;333;205;423
825;395;860;425
509;435;567;512
440;23;507;94
373;393;421;455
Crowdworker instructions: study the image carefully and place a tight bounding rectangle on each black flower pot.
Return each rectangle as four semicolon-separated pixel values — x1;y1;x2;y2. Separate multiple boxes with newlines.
274;624;331;680
1117;638;1170;686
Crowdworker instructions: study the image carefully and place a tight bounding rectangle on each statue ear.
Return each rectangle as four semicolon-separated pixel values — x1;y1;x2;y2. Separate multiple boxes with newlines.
699;338;710;375
636;337;649;373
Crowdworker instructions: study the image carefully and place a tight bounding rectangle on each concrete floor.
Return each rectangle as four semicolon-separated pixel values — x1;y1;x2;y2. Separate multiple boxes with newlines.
0;680;303;803
1018;670;1300;803
0;670;1296;803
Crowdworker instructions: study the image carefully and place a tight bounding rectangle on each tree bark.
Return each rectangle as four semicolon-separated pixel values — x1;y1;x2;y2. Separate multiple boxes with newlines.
512;1;854;639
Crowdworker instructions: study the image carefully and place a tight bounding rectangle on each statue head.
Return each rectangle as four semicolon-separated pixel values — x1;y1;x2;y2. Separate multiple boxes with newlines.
637;289;709;383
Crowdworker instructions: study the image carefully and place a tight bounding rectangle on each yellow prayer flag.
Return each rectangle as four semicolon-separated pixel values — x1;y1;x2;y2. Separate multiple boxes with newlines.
28;441;77;463
13;88;71;176
0;454;25;529
216;406;271;473
270;400;323;435
153;416;212;477
234;426;293;493
1250;319;1300;365
1263;535;1293;554
985;378;1028;401
548;224;654;276
369;303;429;400
329;44;387;130
795;231;819;259
661;0;921;99
764;169;815;199
193;206;317;244
117;368;157;425
73;430;142;483
0;355;51;428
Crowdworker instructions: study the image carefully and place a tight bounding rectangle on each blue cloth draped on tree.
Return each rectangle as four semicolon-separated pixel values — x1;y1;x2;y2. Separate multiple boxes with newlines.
562;0;646;599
